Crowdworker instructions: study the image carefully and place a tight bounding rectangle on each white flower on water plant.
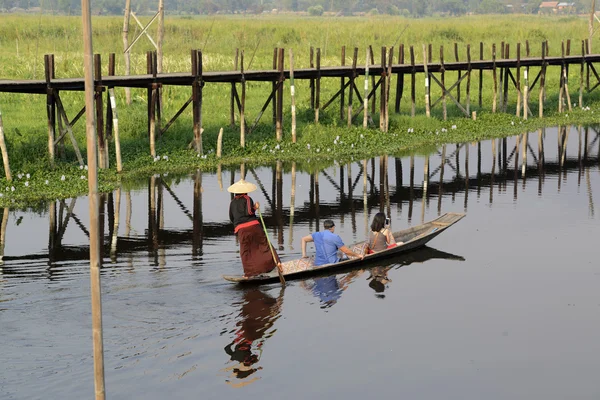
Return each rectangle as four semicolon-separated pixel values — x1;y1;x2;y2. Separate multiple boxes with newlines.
307;144;311;149
327;148;331;152
25;181;29;187
5;187;8;191
80;175;86;180
275;144;280;150
79;165;84;170
17;173;22;179
45;180;49;185
511;121;515;125
154;156;159;162
316;149;320;153
163;155;169;161
451;125;457;130
441;128;447;133
334;140;338;145
84;165;88;170
351;144;354;148
262;145;268;150
11;186;15;192
336;135;340;141
360;134;364;139
26;173;30;179
61;175;66;181
0;193;3;198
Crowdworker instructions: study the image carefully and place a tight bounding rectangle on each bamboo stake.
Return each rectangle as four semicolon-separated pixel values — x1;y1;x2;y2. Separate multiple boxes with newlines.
107;54;122;172
110;187;121;260
0;108;12;181
276;48;284;141
289;49;296;143
44;54;56;168
94;54;107;168
423;45;430;118
395;44;404;113
82;0;105;397
385;47;393;132
369;46;376;114
216;127;223;158
503;44;510;113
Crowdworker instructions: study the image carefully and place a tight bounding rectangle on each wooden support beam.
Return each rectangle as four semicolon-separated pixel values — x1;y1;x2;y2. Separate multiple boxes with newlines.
54;94;85;167
540;42;547;118
492;43;498;113
315;48;321;124
107;54;122;172
479;42;484;108
410;45;416;117
191;49;203;154
380;47;387;130
348;47;358;128
395;44;405;114
276;47;284;141
440;45;447;120
44;54;56;167
230;49;238;127
340;46;345;121
289;49;297;143
147;52;156;158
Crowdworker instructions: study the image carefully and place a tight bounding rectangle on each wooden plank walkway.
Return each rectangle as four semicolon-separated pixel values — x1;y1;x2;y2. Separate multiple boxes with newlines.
2;55;600;94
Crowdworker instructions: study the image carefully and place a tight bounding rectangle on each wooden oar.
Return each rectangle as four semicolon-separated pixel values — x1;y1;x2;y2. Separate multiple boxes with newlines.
257;209;286;285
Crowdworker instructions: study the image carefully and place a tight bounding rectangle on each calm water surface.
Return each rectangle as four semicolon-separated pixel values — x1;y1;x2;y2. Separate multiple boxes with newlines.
1;127;599;400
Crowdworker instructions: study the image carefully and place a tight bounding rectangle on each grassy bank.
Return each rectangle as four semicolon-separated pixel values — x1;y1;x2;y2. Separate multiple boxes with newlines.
1;14;599;207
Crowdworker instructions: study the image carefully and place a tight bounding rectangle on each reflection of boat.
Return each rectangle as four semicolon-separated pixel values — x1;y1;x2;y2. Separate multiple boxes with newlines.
223;212;465;284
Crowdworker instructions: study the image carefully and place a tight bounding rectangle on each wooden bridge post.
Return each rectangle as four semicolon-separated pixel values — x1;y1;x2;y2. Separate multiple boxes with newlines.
454;43;461;103
524;41;530;120
440;46;447;120
423;45;430;118
385;47;392;132
363;48;370;128
516;43;522;118
276;48;284;141
191;49;203;154
559;41;565;113
272;48;278;125
240;50;246;147
94;54;107;168
347;47;358;128
340;46;345;121
565;41;573;111
44;54;56;167
492;43;497;113
499;42;504;111
395;44;405;113
315;48;321;124
289;49;297;143
310;47;315;109
503;44;510;113
585;39;590;90
467;44;472;116
379;47;387;130
479;42;484;108
107;54;122;172
230;49;238;127
410;46;416;117
580;40;585;108
369;46;376;114
540;42;546;118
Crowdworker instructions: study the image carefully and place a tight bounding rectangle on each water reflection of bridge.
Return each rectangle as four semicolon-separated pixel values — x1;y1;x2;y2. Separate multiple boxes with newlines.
0;126;598;272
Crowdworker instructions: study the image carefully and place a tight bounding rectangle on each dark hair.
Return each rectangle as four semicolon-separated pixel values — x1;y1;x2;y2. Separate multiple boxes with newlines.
370;212;386;232
323;220;335;229
369;279;385;293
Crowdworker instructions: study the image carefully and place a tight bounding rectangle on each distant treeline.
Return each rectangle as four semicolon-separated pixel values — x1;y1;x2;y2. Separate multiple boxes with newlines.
0;0;593;17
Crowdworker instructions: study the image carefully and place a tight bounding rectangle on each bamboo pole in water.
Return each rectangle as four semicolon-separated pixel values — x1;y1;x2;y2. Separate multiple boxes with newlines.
82;0;105;397
216;127;223;158
111;188;121;260
0;107;12;181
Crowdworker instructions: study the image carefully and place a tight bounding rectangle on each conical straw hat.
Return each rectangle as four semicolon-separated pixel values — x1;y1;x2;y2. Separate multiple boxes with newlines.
227;179;257;194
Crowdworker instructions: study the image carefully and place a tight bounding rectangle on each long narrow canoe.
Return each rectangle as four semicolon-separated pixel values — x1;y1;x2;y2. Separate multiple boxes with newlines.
223;212;465;284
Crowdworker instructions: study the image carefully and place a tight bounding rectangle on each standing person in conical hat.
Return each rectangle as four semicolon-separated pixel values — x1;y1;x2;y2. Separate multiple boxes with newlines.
228;179;279;277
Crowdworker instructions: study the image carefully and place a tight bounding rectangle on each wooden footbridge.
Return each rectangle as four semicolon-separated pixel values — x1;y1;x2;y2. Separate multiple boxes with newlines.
1;40;600;180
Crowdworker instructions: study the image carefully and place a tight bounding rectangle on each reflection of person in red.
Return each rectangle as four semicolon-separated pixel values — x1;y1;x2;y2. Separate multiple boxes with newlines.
223;289;283;388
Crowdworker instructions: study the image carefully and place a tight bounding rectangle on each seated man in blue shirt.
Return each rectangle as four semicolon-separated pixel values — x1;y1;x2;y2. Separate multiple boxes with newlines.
301;220;364;266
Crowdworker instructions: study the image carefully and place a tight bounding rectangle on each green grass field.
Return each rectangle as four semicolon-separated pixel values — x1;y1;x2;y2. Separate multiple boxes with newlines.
0;14;599;206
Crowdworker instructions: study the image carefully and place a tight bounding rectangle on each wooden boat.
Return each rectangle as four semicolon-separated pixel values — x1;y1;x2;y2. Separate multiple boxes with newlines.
223;212;465;284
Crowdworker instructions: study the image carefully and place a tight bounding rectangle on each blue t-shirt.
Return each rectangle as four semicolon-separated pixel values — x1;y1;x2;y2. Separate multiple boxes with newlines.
312;230;345;266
